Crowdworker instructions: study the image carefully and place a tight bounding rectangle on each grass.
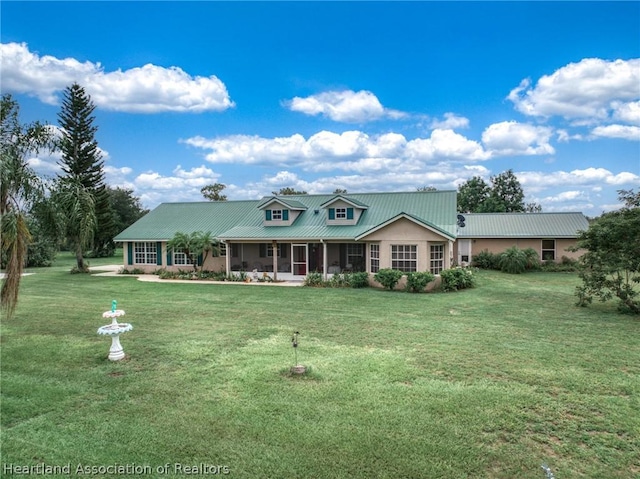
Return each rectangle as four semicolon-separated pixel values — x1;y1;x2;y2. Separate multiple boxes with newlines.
1;253;639;478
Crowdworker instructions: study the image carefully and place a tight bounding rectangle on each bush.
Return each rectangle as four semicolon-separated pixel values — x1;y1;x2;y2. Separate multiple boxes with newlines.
499;246;528;274
440;267;477;292
350;271;370;288
374;268;404;290
304;272;324;287
26;239;57;267
472;250;499;270
522;248;540;270
405;271;435;293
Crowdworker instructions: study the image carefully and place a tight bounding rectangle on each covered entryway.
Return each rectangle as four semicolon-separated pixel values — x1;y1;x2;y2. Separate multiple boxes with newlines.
292;244;308;276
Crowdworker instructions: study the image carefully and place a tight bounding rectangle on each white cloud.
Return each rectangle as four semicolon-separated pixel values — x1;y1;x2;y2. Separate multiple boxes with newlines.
0;42;234;113
508;58;640;121
406;129;490;161
590;124;640;140
285;90;406;123
518;167;640;192
612;100;640;124
481;121;555;156
429;113;470;130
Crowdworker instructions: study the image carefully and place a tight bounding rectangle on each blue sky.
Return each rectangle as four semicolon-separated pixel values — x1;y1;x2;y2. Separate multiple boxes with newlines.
2;1;639;216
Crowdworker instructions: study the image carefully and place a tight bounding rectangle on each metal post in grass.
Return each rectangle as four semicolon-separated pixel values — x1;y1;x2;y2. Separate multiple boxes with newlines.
290;331;306;374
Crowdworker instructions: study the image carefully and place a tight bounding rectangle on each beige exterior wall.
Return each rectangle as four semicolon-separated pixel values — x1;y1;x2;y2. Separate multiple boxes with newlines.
453;237;584;263
361;217;452;272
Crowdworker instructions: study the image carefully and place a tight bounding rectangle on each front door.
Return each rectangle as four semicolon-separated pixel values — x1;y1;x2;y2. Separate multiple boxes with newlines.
292;244;307;275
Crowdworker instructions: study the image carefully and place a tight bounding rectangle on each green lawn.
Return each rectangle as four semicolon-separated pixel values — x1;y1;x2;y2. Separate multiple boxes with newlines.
1;254;638;478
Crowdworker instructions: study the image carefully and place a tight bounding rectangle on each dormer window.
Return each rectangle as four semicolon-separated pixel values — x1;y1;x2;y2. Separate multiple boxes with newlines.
271;209;283;220
265;209;289;221
335;208;347;219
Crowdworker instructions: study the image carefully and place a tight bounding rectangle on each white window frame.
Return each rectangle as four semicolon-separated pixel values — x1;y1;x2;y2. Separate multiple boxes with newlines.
370;244;380;273
134;242;157;265
346;243;364;268
266;243;283;257
430;244;444;274
173;248;194;266
271;209;283;220
335;208;347;219
391;244;417;273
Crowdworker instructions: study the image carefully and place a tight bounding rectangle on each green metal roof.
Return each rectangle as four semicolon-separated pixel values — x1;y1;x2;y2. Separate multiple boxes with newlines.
115;191;458;242
220;191;457;241
114;201;259;241
257;196;308;210
457;212;589;238
319;195;369;209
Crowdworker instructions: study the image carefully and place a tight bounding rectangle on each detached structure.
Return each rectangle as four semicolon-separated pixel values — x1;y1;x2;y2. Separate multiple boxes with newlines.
114;190;589;280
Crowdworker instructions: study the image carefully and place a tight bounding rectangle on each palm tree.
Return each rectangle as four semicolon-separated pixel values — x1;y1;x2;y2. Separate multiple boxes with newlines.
51;178;97;272
167;231;219;273
1;95;53;318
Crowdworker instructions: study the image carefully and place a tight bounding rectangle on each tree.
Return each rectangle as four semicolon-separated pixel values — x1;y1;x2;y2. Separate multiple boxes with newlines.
272;187;307;195
417;186;437;192
51;178;97;272
457;170;541;213
107;186;149;234
457;176;490;213
573;189;640;314
201;183;227;201
333;188;348;194
166;231;220;273
1;94;53;318
57;83;116;261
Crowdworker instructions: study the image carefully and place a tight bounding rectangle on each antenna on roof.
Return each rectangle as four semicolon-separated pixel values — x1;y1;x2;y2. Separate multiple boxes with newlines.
457;214;466;228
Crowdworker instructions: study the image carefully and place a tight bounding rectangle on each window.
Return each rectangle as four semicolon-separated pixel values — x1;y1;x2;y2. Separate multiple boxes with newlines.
370;244;380;273
173;248;194;266
391;244;417;272
134;242;157;265
336;208;347;219
267;243;283;257
219;243;227;257
430;244;444;274
542;239;555;261
271;209;282;220
346;243;364;270
231;244;240;258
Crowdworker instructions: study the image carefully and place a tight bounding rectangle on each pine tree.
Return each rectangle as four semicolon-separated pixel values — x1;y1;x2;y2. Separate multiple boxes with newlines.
57;83;116;262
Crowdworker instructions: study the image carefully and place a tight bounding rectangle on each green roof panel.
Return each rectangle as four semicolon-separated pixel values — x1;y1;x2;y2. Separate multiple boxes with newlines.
457;212;589;238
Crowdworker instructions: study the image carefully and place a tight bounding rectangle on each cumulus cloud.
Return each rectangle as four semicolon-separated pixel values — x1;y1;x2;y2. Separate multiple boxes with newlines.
285;90;406;123
429;113;470;130
406;129;490;161
0;42;234;113
518;167;640;192
590;125;640;140
507;58;640;121
481;121;555;156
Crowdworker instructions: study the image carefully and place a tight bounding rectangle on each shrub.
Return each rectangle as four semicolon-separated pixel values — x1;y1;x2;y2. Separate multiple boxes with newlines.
350;271;370;289
405;271;435;293
522;248;540;270
304;272;324;287
472;250;499;270
440;267;476;292
499;246;527;274
26;239;57;267
374;268;404;290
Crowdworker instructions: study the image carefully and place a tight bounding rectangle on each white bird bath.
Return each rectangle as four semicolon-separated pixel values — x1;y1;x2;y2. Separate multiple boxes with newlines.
97;303;133;361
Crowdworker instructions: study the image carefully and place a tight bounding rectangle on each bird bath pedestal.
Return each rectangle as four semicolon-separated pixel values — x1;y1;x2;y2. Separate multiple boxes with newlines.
97;309;133;361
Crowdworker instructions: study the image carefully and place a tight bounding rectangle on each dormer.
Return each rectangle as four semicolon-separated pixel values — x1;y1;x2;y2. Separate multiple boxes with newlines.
258;197;307;226
320;195;368;226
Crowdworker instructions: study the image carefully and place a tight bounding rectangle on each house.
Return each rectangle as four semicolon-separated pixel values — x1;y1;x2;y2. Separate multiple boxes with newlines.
114;191;458;280
114;191;589;280
454;212;589;265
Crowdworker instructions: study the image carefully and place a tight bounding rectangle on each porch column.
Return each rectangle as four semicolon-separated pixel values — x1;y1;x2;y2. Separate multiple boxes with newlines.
272;240;278;281
448;240;454;269
322;241;328;280
225;242;231;275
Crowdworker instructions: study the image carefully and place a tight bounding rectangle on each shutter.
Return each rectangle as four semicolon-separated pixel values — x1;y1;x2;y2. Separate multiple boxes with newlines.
259;243;267;257
340;244;346;266
329;208;335;220
197;253;203;266
266;210;272;221
156;242;162;265
347;208;354;220
127;243;133;265
283;209;289;221
280;244;287;258
166;248;173;266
